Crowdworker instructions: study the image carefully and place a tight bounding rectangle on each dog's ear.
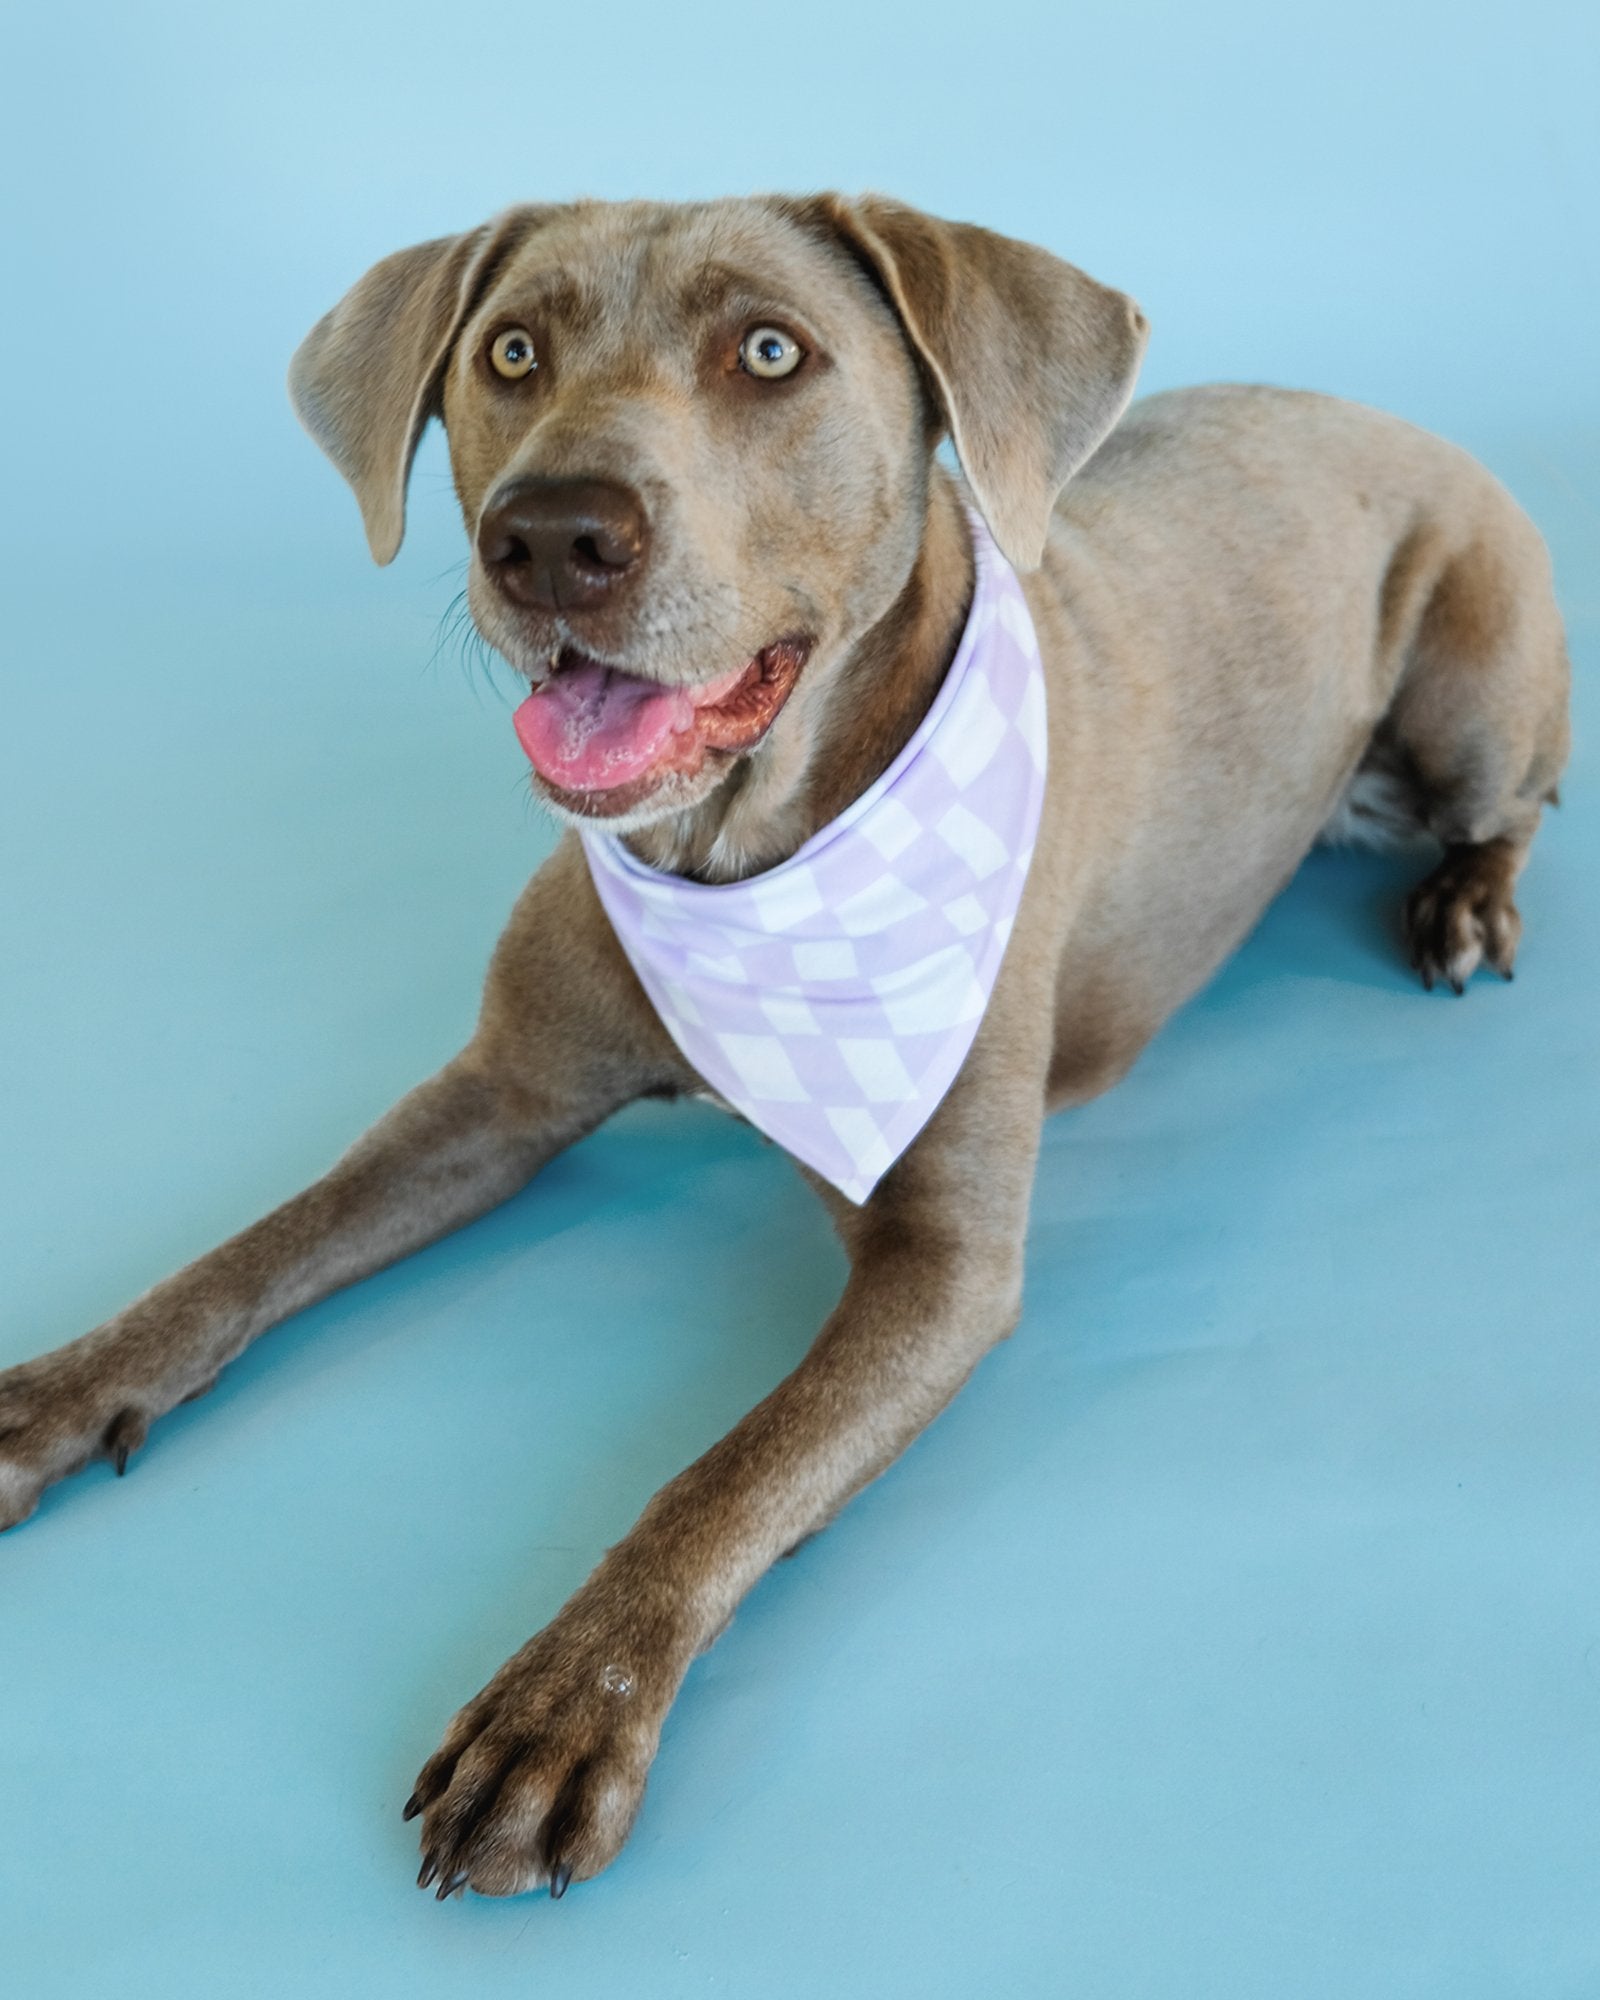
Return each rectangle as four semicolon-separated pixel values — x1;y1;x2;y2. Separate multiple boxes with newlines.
288;208;539;564
809;195;1148;570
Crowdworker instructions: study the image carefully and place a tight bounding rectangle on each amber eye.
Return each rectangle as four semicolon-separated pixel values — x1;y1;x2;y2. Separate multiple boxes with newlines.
738;325;803;380
489;327;537;380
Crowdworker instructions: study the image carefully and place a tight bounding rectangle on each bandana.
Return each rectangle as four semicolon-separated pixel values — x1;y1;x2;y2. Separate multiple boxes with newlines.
580;516;1048;1203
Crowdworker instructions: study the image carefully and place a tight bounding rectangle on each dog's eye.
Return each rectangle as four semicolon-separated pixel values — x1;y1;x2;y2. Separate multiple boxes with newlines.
489;328;537;380
738;326;803;380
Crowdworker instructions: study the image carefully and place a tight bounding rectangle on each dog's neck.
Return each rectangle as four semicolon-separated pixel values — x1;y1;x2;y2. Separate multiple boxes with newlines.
620;469;977;884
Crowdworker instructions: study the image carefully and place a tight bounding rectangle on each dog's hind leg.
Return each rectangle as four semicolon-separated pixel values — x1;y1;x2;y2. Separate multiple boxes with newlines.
1376;511;1571;993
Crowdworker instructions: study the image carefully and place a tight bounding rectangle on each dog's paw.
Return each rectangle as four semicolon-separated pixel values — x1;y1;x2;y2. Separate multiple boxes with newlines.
1404;845;1522;994
407;1608;678;1900
0;1350;152;1531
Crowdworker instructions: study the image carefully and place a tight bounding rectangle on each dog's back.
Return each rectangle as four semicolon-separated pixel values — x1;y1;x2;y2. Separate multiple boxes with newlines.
1032;385;1569;1093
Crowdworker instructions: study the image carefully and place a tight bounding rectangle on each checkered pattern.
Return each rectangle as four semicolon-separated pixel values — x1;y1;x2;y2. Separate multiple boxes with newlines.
581;514;1048;1203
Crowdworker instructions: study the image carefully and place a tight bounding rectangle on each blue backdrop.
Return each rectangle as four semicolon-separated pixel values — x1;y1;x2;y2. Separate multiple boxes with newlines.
2;3;1596;1995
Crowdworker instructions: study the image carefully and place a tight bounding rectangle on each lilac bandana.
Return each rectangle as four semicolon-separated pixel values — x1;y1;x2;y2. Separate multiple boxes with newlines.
580;516;1047;1202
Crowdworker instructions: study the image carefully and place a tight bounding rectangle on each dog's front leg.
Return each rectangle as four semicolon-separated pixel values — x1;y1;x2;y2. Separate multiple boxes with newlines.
408;1023;1047;1900
0;845;674;1530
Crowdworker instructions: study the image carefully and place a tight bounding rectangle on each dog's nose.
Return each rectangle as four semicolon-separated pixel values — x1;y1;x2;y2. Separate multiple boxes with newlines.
477;477;650;613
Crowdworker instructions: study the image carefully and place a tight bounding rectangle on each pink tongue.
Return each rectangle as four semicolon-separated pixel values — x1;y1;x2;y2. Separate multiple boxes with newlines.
514;662;696;791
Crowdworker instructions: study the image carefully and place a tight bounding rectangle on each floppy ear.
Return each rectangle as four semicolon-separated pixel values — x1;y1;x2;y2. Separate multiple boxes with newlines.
812;195;1149;570
287;208;537;564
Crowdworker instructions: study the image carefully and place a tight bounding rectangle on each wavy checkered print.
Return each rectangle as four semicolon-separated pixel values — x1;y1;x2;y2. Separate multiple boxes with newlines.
581;515;1048;1203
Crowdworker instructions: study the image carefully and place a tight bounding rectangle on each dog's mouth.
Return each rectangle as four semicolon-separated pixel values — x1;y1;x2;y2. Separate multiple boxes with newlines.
512;639;810;811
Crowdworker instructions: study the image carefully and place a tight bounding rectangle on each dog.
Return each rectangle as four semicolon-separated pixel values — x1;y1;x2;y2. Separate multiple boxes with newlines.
0;194;1570;1902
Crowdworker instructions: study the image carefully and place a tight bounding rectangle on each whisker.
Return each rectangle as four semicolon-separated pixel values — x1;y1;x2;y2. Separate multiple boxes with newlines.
425;587;524;712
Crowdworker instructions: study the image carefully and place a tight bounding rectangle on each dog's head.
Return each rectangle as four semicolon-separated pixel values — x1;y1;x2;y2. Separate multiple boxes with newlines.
289;196;1146;835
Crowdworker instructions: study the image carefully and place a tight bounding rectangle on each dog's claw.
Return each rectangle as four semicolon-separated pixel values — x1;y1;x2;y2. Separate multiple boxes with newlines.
1449;976;1465;996
437;1869;469;1901
549;1861;572;1900
104;1408;147;1477
402;1793;422;1822
417;1856;439;1890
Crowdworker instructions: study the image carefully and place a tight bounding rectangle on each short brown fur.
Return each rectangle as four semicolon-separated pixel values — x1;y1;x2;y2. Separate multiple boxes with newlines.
0;194;1570;1900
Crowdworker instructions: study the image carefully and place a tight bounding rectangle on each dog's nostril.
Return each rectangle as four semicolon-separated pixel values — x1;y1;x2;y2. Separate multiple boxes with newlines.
573;525;642;572
483;532;532;569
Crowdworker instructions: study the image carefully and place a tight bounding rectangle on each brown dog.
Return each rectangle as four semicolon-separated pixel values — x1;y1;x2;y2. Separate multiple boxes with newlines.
0;195;1570;1901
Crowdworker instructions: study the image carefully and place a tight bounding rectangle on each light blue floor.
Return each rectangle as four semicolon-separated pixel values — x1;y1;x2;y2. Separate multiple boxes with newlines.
3;1;1599;1984
0;434;1595;1998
